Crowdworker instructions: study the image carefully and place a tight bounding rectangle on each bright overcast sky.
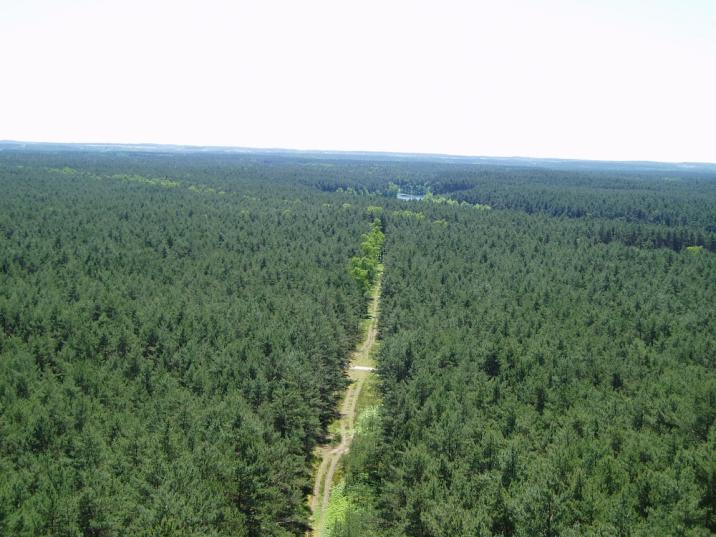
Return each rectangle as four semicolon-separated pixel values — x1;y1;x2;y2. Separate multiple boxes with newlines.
1;0;715;162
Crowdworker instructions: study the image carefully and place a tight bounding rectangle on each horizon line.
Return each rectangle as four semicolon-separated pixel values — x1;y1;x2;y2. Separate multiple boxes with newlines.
1;138;715;168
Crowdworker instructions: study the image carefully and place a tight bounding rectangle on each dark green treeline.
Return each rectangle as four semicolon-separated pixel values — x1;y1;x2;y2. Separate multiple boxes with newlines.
338;204;716;536
0;155;377;536
1;149;715;536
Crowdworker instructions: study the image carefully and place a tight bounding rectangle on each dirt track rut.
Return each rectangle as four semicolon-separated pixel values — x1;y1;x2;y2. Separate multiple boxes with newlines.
309;275;381;535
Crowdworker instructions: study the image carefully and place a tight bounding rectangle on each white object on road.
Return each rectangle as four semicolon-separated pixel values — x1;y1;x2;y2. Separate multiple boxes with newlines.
350;365;376;372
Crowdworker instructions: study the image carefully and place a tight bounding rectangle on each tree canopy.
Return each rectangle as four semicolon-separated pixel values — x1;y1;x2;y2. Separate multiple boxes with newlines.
1;148;714;536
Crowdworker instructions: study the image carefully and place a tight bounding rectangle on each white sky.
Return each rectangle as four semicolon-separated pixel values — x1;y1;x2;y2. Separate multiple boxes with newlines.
1;0;715;162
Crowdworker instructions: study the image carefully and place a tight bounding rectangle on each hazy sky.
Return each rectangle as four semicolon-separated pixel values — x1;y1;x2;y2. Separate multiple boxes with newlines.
2;0;715;162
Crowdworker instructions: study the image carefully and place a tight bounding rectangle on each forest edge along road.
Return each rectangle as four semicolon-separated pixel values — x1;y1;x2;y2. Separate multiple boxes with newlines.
309;270;382;536
309;271;381;535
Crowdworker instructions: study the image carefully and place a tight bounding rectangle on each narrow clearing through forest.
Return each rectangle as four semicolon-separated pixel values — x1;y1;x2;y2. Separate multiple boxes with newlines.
309;273;381;536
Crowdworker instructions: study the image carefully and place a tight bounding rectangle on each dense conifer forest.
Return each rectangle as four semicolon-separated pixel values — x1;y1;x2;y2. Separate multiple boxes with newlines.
335;208;715;536
0;151;371;535
0;147;715;536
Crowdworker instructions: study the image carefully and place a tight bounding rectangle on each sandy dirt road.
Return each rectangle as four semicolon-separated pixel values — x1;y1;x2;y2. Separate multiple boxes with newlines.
309;274;381;535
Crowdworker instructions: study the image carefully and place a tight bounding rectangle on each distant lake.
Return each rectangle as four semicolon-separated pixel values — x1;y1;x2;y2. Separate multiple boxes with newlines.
397;193;424;201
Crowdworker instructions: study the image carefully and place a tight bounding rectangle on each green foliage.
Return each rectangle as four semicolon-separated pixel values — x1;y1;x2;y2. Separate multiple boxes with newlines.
366;206;384;217
324;407;383;537
48;166;78;175
350;218;385;295
423;192;492;210
391;210;425;220
111;173;180;188
0;153;372;536
307;157;716;246
383;182;400;198
364;208;716;536
188;183;223;194
2;148;715;536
